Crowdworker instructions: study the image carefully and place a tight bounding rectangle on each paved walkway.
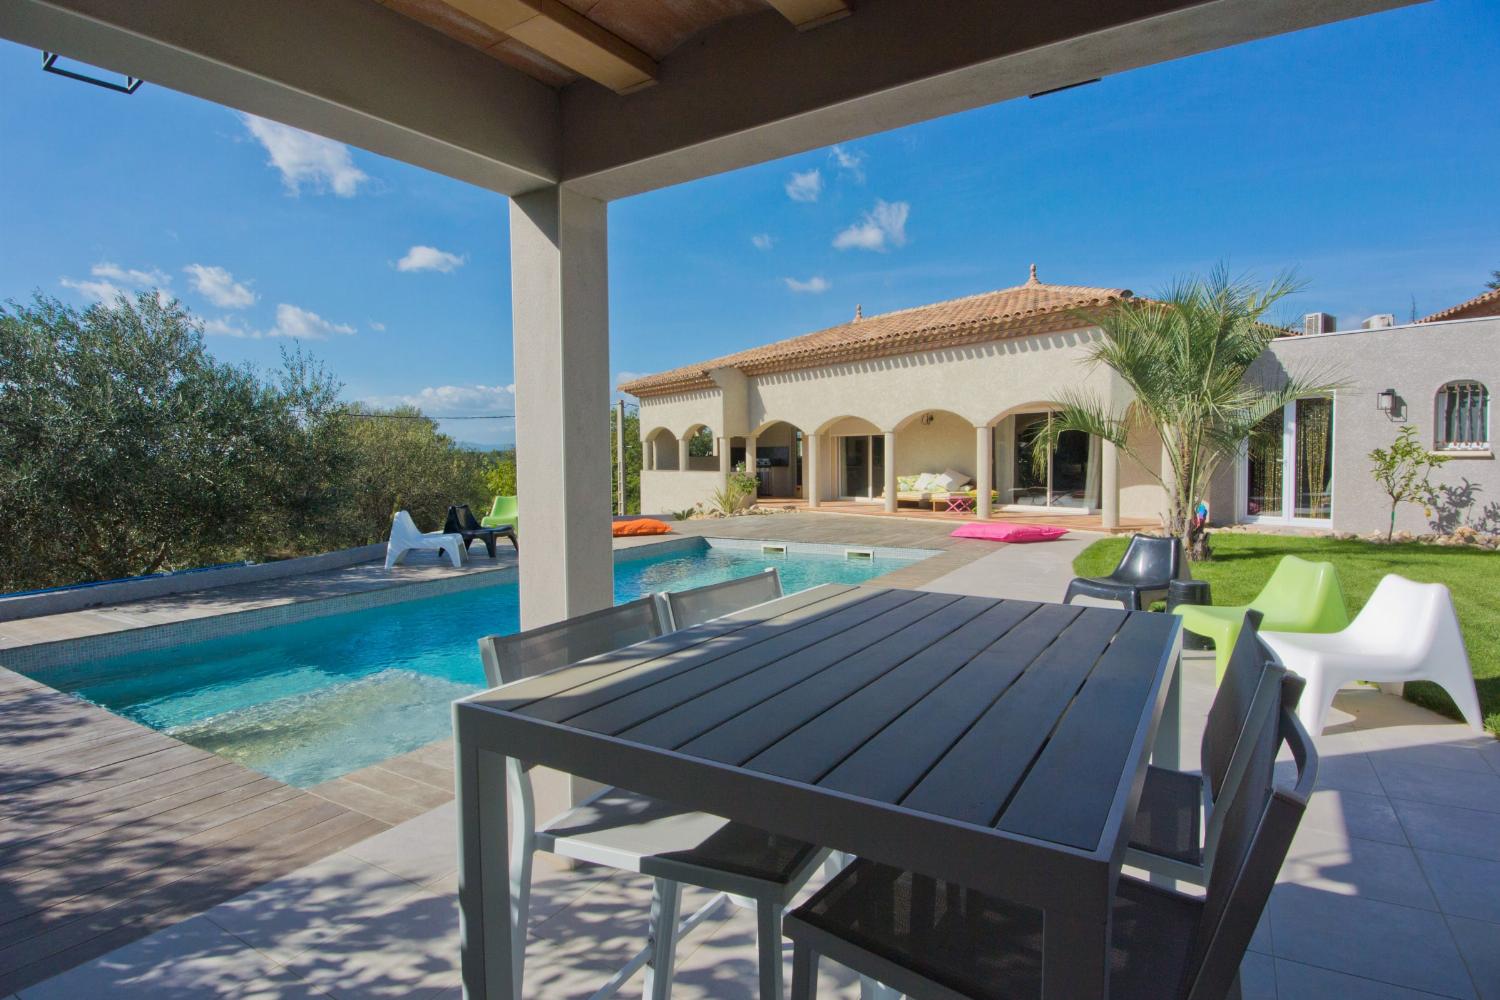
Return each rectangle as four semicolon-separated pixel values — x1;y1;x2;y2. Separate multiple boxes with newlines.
10;522;1500;998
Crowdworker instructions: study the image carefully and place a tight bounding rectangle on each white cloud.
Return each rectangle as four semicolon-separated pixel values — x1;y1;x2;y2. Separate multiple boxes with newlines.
785;169;823;203
242;114;368;197
833;199;910;252
784;275;832;294
395;245;465;273
830;144;865;182
184;264;256;308
202;315;258;338
267;303;356;340
751;233;775;251
60;277;127;305
61;262;171;306
367;383;515;416
92;262;170;287
368;321;386;332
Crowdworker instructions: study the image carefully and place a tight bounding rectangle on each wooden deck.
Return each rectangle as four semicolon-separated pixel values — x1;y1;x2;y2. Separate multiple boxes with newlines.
0;667;391;994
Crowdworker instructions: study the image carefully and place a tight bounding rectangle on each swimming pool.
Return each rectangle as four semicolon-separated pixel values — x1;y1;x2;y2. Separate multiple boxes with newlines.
45;539;932;787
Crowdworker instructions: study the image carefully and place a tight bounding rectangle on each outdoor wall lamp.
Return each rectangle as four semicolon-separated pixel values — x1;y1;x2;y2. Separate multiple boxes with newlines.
1376;388;1397;413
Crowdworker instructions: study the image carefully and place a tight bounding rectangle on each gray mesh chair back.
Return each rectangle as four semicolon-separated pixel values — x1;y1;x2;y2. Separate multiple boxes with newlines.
1185;677;1317;1000
1201;610;1274;798
665;568;782;631
477;596;665;688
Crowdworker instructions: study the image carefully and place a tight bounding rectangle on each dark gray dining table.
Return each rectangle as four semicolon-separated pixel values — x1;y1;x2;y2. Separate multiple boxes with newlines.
455;583;1182;1000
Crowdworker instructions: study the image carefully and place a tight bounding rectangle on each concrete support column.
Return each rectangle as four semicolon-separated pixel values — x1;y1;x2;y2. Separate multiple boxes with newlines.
511;186;613;630
806;434;820;508
644;439;655;471
883;432;898;513
678;436;691;472
1101;439;1120;529
746;435;758;495
976;424;993;520
719;437;731;476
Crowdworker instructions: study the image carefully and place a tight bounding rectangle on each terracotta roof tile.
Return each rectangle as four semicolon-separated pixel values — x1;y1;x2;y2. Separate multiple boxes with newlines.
1420;287;1500;324
620;274;1130;397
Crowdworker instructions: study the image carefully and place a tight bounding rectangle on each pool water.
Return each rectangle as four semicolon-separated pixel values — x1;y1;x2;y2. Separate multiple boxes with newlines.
56;542;927;787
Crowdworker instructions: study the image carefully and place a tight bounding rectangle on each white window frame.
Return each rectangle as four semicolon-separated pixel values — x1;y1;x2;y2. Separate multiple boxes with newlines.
1238;396;1336;528
1434;381;1490;452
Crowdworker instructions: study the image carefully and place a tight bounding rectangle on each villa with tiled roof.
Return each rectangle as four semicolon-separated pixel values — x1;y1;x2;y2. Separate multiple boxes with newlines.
623;271;1500;536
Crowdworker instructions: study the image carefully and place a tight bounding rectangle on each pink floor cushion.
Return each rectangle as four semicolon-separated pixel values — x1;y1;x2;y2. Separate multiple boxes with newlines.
950;521;1069;543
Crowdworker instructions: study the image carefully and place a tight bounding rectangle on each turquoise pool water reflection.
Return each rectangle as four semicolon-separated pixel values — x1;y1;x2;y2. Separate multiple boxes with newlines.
55;541;928;786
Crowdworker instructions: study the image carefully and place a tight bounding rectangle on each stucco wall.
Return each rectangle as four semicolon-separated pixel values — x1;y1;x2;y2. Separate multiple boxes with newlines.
893;411;974;481
745;328;1128;433
1119;418;1167;522
641;469;726;515
638;387;724;442
1242;316;1500;535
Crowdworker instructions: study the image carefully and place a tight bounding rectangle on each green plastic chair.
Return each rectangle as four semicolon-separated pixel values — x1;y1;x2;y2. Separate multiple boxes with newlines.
481;495;518;532
1175;555;1350;681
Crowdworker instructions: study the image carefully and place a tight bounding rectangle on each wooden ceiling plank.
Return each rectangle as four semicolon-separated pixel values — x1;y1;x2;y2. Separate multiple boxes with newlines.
764;0;850;31
445;0;656;92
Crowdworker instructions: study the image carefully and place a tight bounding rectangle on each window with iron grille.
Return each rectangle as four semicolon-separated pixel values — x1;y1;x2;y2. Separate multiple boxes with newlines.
1435;381;1489;450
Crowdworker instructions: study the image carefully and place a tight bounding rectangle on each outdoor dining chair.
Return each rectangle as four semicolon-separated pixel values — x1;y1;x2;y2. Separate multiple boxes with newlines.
1063;533;1185;611
1262;573;1485;735
1175;555;1349;681
477;596;827;1000
663;567;783;630
783;675;1318;1000
1126;611;1285;884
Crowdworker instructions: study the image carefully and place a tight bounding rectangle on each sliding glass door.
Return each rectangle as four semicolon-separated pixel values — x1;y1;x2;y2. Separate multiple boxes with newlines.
1006;412;1099;511
1242;397;1333;524
839;435;885;500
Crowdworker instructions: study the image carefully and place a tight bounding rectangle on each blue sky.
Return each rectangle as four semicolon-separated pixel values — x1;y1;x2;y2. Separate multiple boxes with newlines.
2;0;1497;447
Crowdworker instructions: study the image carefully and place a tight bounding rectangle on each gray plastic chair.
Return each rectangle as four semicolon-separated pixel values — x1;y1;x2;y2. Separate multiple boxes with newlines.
783;675;1317;1000
477;595;826;1000
1064;533;1185;610
664;567;783;631
1126;610;1283;883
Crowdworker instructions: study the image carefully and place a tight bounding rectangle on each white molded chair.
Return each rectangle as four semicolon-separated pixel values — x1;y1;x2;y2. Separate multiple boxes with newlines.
478;597;828;1000
664;567;783;630
1261;574;1484;736
384;510;467;569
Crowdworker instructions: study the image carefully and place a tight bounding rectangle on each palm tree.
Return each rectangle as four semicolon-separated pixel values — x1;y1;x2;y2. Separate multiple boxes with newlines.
1034;266;1339;561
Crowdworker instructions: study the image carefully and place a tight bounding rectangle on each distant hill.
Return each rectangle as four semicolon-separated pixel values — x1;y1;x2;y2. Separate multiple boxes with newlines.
454;440;514;454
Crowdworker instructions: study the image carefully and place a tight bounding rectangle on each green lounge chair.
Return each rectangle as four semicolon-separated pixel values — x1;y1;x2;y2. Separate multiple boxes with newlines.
481;495;518;533
1175;555;1350;681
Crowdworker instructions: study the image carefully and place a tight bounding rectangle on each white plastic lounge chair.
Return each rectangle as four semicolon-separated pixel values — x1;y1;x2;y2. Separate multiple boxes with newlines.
384;510;467;569
477;598;828;1000
663;567;783;630
1261;574;1484;736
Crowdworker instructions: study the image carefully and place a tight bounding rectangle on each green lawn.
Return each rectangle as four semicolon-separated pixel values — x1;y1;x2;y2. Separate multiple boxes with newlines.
1073;533;1500;735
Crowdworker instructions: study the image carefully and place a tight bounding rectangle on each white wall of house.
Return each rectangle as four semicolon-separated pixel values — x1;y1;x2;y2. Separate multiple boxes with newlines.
635;324;1151;517
893;410;975;480
641;469;727;515
1231;315;1500;535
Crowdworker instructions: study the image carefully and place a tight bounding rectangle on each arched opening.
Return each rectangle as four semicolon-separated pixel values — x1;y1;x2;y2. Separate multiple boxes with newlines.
748;420;804;499
644;427;679;470
681;424;718;471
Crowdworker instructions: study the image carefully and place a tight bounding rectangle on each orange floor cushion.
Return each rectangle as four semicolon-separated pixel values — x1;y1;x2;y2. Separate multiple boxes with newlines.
613;518;673;537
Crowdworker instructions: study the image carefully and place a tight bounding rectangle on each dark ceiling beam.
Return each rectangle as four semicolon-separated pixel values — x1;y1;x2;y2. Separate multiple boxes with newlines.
559;0;1424;200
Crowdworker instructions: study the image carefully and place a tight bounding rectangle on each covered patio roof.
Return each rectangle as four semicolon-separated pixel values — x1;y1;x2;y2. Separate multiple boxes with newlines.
0;0;1423;630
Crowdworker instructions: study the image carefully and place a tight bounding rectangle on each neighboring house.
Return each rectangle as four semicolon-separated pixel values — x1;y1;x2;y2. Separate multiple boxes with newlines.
621;270;1497;536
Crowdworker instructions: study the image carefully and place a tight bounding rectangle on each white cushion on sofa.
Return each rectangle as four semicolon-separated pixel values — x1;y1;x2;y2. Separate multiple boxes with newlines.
942;467;972;490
